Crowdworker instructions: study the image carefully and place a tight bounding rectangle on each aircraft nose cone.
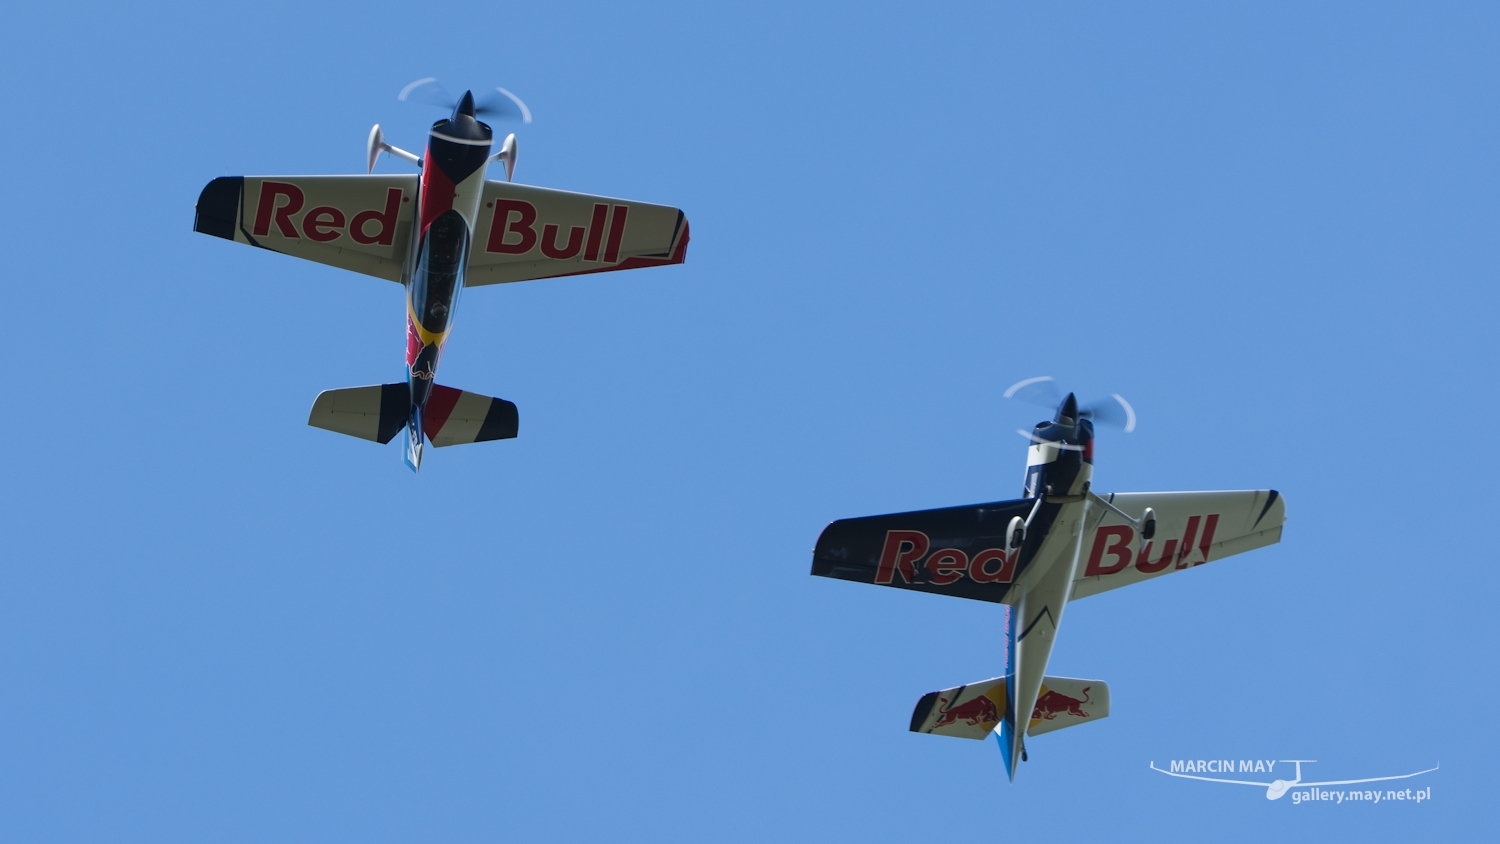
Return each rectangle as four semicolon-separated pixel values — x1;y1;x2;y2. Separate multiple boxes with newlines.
454;90;477;119
1055;393;1078;425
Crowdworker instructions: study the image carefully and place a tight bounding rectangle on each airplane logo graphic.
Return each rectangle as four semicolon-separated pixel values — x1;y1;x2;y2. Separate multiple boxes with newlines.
1150;759;1439;800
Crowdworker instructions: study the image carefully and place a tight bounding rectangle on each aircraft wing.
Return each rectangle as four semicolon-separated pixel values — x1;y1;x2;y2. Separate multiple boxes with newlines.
194;176;418;282
1070;490;1285;600
465;181;689;286
810;498;1035;604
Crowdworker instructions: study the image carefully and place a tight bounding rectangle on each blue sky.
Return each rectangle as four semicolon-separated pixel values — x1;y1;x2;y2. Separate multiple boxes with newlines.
2;1;1494;840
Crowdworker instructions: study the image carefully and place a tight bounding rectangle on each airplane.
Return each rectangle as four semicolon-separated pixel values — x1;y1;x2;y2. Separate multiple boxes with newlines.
809;377;1287;781
192;83;690;471
1149;759;1439;801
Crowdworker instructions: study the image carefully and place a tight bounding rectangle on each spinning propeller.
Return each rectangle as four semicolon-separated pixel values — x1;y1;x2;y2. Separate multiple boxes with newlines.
368;79;531;179
1003;376;1137;434
397;77;533;124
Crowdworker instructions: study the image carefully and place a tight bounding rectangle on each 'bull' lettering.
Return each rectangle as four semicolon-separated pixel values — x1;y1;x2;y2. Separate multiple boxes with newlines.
1175;516;1201;569
488;200;538;254
583;203;608;260
1136;539;1176;573
541;223;585;259
1084;525;1133;576
1194;514;1218;565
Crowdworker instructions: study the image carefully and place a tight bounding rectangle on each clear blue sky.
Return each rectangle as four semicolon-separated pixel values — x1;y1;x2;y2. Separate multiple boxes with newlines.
1;1;1493;840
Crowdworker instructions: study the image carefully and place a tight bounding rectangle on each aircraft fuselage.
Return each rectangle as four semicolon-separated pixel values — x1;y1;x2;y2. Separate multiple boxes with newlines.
399;95;493;469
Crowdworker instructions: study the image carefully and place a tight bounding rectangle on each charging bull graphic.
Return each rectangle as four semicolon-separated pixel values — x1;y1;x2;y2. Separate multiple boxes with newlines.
932;694;1001;730
1032;686;1091;722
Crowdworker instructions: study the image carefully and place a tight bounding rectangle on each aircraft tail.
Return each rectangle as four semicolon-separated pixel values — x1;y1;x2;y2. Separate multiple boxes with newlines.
404;412;424;473
910;674;1110;780
308;383;519;470
307;383;409;444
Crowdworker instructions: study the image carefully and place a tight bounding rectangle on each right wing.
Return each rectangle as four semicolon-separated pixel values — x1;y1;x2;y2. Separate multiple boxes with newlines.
811;499;1035;604
1071;489;1285;600
195;175;417;282
465;181;689;286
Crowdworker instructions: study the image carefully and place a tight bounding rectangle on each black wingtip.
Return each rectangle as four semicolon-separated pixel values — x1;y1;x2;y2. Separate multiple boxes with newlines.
193;177;243;239
910;691;940;732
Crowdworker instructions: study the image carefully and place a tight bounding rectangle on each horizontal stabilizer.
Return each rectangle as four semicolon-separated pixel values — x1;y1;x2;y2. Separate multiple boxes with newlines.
308;384;409;444
308;383;518;447
423;385;518;446
911;675;1109;740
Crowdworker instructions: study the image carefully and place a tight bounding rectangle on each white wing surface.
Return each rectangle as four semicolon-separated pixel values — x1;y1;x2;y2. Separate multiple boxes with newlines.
466;181;688;286
1071;490;1285;600
194;176;418;282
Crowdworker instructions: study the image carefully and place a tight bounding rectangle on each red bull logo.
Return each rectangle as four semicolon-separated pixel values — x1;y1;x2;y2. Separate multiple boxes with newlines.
1031;686;1091;722
932;694;1000;730
485;200;630;262
1082;514;1220;577
873;530;1016;586
252;182;406;245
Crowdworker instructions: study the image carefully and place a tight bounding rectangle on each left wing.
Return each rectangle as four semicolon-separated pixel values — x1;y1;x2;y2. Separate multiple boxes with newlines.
1071;489;1285;600
194;176;417;282
811;499;1034;604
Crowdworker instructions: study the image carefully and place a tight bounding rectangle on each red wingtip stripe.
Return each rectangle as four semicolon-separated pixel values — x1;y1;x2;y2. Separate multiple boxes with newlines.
423;385;462;438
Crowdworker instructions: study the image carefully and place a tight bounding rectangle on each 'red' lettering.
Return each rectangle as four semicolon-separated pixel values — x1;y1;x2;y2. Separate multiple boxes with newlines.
350;188;403;246
1084;525;1134;576
302;206;345;242
253;181;304;238
968;549;1015;583
927;549;969;585
487;200;538;254
875;530;929;585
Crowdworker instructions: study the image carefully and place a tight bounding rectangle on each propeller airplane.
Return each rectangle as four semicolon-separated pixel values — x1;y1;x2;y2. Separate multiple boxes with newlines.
193;81;689;471
810;377;1288;781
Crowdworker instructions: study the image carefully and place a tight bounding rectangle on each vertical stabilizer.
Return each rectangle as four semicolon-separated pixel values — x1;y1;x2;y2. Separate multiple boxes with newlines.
404;413;424;472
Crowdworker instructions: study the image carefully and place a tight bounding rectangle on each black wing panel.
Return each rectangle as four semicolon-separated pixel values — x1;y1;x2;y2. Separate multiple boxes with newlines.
811;498;1035;604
